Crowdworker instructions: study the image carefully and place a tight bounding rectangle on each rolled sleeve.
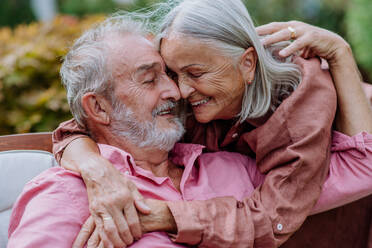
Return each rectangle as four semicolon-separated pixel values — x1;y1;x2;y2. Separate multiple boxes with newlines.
52;118;90;164
167;197;255;248
167;201;204;245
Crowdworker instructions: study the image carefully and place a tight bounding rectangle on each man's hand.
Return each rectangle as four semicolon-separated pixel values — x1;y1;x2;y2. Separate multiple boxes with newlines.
61;138;151;247
73;199;176;248
71;154;151;248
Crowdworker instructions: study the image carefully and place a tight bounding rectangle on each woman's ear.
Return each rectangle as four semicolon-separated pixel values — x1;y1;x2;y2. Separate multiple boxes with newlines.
239;47;258;84
81;93;111;125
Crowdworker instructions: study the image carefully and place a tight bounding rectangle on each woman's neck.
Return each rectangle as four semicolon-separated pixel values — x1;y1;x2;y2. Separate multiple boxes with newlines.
246;110;273;127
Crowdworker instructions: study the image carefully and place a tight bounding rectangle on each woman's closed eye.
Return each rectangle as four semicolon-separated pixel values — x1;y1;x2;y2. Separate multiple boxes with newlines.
143;77;156;84
187;71;205;78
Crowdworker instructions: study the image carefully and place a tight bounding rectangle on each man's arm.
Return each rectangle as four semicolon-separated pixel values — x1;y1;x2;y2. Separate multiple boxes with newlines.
53;120;150;248
8;169;88;247
246;130;372;215
311;131;372;214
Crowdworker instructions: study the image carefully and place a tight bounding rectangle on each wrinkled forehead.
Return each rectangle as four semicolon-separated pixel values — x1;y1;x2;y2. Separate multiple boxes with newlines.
106;33;164;78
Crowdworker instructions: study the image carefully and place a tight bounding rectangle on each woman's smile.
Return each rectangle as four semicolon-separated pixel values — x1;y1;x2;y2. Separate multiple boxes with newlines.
161;35;246;123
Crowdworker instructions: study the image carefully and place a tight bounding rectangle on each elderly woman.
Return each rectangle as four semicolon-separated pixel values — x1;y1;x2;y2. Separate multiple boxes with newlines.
53;0;372;247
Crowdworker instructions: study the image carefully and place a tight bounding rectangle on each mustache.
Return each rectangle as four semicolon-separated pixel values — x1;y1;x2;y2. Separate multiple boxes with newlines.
152;100;178;117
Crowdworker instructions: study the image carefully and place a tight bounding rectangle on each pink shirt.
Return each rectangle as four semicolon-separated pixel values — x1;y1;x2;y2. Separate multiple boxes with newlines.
8;131;372;248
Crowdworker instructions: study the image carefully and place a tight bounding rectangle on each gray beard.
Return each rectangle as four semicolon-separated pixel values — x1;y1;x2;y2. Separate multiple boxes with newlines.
109;100;185;152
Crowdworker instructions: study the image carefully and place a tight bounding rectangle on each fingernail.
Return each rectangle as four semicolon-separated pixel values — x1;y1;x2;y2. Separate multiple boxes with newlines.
137;201;151;211
279;50;287;57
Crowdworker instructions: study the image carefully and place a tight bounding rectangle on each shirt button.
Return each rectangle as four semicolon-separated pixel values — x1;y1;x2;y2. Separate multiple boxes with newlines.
124;171;130;175
232;133;238;139
237;201;244;208
277;223;283;231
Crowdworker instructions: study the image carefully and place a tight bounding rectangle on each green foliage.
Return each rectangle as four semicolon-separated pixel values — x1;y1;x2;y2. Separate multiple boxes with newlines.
59;0;117;16
0;0;35;28
0;15;105;134
244;0;346;35
346;0;372;79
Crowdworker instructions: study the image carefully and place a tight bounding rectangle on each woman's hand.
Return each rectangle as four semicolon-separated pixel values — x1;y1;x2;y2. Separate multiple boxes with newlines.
82;157;151;248
73;199;177;248
256;21;372;135
256;21;350;65
61;138;151;248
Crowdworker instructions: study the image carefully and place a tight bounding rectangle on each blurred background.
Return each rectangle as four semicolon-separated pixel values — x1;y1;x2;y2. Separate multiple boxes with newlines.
0;0;371;135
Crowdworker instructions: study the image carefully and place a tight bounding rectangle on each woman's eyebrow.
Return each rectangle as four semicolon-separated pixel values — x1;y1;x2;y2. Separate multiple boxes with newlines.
180;64;204;71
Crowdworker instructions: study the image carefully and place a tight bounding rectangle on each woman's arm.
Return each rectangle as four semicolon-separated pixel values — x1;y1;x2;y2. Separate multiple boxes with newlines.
330;47;372;135
53;120;150;248
256;21;372;135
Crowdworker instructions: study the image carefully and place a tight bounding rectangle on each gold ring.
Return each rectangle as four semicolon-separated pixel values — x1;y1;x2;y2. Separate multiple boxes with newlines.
287;26;297;40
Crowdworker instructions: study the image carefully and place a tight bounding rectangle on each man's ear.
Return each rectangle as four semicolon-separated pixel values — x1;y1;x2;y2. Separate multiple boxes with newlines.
81;93;111;125
239;47;258;84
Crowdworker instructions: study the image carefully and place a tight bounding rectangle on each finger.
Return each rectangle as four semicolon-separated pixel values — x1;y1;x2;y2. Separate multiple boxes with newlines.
99;232;113;248
98;240;104;248
124;203;142;241
73;216;95;248
279;36;310;57
86;228;100;248
131;187;151;215
110;207;135;244
320;58;330;70
101;213;125;248
303;48;318;60
256;22;287;36
261;28;293;46
300;47;311;59
93;213;115;248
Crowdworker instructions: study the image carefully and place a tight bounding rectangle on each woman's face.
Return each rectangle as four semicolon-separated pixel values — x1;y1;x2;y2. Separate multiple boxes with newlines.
161;35;246;123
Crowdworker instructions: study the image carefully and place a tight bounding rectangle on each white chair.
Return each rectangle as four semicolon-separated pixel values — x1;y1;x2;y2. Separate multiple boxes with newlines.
0;133;55;248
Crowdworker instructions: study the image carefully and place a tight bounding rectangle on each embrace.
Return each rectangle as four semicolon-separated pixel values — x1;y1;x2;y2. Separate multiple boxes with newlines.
8;0;372;247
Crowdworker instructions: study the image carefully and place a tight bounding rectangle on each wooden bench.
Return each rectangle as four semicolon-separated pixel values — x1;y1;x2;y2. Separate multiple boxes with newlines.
0;132;52;152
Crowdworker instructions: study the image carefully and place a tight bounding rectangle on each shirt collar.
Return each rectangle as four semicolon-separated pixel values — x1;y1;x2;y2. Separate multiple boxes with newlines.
97;143;205;186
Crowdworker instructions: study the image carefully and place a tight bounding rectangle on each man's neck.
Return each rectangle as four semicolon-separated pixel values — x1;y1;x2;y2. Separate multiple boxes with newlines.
96;131;177;178
107;135;183;191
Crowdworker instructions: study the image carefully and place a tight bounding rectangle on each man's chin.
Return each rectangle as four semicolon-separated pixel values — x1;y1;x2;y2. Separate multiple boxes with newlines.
157;116;183;129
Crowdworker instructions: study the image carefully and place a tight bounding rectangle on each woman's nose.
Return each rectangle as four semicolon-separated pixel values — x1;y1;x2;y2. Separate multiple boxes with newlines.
160;75;181;101
179;81;195;99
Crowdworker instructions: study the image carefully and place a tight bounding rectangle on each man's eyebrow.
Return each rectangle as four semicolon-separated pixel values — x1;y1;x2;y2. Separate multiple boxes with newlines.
135;62;159;74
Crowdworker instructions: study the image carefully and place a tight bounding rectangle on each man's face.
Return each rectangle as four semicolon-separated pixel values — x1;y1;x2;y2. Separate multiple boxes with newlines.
106;33;184;150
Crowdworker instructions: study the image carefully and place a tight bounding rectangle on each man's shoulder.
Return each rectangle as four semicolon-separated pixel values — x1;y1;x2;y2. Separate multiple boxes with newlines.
18;167;87;208
25;167;83;189
8;167;89;240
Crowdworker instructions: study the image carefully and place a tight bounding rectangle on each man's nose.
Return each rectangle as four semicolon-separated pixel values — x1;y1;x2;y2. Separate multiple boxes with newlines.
179;81;195;99
160;76;181;101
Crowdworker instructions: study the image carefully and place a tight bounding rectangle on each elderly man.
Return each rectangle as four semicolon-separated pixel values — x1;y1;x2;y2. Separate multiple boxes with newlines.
7;16;372;248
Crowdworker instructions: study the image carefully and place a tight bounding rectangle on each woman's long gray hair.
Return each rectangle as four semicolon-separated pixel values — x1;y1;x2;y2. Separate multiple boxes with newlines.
151;0;301;121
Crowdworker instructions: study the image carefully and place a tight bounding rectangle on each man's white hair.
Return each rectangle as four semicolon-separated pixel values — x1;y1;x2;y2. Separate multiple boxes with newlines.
60;15;147;127
110;99;185;151
153;0;302;121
